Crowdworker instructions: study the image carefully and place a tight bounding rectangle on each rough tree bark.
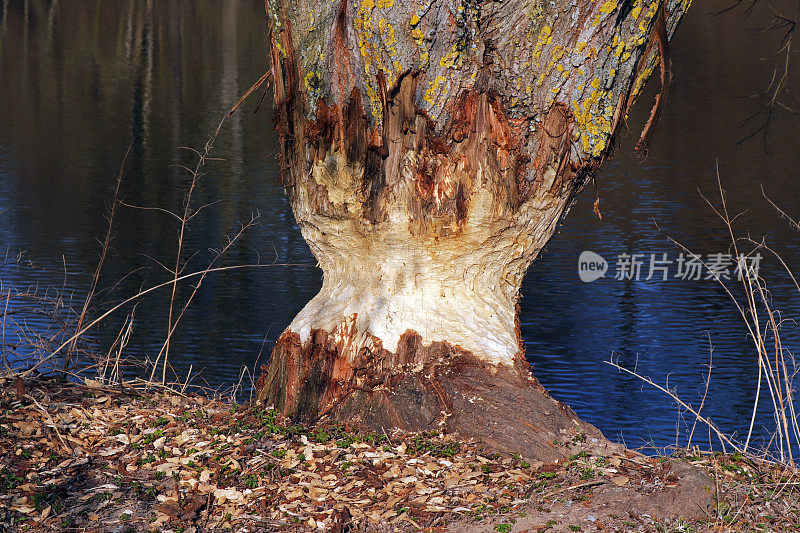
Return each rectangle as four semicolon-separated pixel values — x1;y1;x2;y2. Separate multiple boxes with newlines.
257;0;691;460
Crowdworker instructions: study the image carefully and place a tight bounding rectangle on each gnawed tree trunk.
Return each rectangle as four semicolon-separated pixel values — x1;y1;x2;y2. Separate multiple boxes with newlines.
257;0;690;460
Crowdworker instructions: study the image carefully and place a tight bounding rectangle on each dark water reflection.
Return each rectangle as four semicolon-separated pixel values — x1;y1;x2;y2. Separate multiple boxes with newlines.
1;0;799;453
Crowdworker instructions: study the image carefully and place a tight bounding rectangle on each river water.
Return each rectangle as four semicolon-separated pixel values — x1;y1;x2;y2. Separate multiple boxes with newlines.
1;0;799;454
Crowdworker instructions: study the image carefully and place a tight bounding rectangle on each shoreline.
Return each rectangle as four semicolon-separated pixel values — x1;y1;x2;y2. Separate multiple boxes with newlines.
1;377;797;532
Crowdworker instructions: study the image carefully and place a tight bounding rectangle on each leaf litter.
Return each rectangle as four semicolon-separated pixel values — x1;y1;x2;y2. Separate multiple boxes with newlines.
1;377;798;532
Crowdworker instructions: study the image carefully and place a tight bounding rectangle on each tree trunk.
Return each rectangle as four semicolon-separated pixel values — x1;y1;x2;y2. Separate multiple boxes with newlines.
257;0;690;460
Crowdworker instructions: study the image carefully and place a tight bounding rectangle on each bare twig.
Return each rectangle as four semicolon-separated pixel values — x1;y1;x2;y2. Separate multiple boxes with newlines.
65;140;133;372
156;117;227;384
17;259;308;379
604;357;745;455
688;333;715;449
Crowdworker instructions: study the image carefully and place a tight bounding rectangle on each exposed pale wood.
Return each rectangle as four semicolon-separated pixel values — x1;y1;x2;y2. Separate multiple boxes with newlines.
257;0;692;458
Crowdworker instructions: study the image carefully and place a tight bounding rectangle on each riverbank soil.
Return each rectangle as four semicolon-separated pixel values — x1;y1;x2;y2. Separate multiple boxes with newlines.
0;377;797;531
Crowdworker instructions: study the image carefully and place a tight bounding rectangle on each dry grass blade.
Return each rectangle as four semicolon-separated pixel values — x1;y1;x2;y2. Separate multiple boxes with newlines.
604;357;745;455
15;259;306;379
626;163;800;464
688;334;714;449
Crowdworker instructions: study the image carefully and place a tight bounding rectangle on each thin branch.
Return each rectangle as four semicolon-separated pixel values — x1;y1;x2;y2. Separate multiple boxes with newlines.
64;140;132;371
